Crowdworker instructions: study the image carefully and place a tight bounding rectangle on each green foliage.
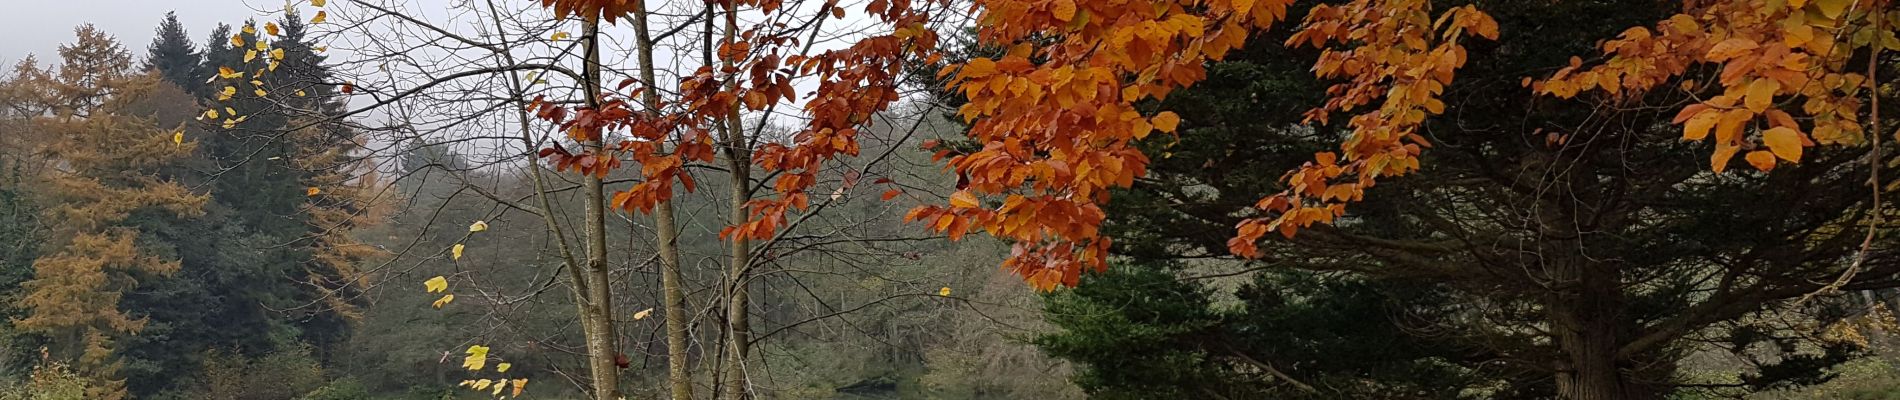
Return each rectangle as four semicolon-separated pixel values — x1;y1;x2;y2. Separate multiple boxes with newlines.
0;361;92;400
143;12;203;93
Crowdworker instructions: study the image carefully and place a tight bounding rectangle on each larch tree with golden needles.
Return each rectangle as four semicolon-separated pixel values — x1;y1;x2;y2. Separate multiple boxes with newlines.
12;26;208;400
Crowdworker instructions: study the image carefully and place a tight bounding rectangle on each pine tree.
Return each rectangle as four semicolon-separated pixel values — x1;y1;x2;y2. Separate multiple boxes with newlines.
143;12;203;93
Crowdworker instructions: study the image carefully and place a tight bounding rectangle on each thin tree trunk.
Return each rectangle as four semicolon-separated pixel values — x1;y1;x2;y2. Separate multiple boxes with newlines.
632;3;696;398
577;15;623;400
717;4;754;398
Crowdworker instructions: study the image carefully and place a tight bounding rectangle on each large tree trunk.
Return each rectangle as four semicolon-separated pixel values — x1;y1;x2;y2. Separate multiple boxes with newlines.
1546;251;1654;399
632;4;696;399
578;15;623;400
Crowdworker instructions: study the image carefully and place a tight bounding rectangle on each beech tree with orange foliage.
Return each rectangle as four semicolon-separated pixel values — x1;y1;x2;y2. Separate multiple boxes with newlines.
919;0;1899;398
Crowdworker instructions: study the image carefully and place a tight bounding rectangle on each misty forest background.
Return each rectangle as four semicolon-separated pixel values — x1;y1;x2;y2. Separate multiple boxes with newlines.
2;1;1900;399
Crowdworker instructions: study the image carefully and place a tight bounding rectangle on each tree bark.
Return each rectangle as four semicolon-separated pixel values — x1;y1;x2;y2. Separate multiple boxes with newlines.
632;3;696;399
716;5;754;399
1545;238;1654;399
577;15;623;400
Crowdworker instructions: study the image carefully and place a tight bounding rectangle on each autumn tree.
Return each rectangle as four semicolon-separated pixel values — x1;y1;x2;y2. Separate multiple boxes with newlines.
10;26;208;400
913;0;1900;398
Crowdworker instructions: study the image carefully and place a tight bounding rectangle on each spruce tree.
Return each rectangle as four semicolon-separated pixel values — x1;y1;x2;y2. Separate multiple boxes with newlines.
143;12;203;93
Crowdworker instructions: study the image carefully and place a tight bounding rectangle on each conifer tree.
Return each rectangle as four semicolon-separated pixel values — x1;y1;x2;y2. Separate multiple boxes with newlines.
11;28;207;399
143;12;203;93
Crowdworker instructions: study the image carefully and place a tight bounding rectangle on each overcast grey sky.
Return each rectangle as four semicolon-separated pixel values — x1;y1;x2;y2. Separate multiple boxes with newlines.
0;1;271;67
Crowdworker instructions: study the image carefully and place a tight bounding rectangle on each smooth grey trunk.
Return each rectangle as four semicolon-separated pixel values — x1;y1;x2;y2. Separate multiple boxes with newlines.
577;15;623;400
631;2;696;398
716;5;754;399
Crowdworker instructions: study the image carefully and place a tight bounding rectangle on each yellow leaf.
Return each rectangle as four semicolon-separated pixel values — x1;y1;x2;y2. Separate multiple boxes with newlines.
551;31;571;41
471;379;492;390
463;345;490;371
1743;79;1779;113
1745;150;1777;171
231;34;245;48
271;48;285;60
1815;0;1849;19
312;11;328;24
425;276;448;293
254;88;269;97
244;50;258;63
1152;111;1181;133
172;130;184;145
222;119;238;129
203;109;220;119
1762;127;1805;162
949;191;980;208
633;308;653;320
313;0;326;6
219;86;237;101
295;89;307;97
938;287;951;296
265;22;281;36
511;379;527;396
268;61;281;71
492;379;506;396
496;363;512;373
242;24;256;36
432;294;454;308
256;41;268;51
451;243;465;260
306;187;322;196
469;220;489;232
218;66;241;79
225;107;236;115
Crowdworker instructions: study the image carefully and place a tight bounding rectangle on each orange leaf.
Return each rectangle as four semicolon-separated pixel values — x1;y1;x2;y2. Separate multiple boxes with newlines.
1681;110;1719;141
1745;150;1776;171
1051;0;1077;22
1743;79;1779;113
1761;127;1804;162
1714;109;1753;143
882;189;902;201
1152;111;1181;133
1705;38;1759;61
1711;142;1740;173
950;191;980;208
1673;104;1711;124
